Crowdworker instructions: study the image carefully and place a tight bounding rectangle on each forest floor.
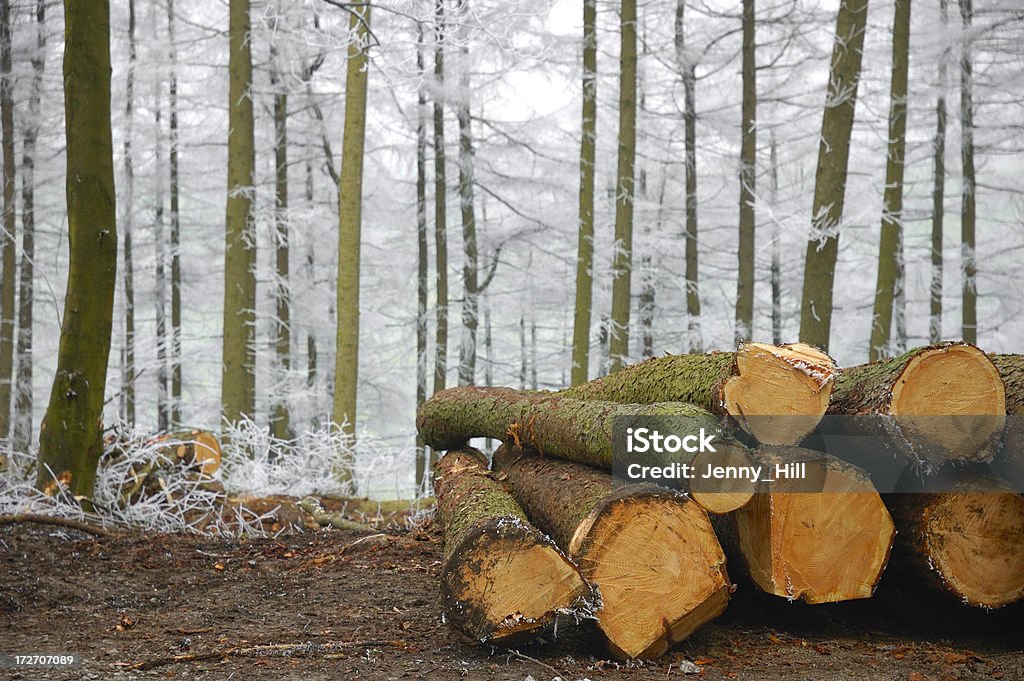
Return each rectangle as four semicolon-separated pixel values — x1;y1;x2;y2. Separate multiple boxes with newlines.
2;502;1022;681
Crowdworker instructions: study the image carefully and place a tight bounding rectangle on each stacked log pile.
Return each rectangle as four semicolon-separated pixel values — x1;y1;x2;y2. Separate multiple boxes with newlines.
419;341;1024;660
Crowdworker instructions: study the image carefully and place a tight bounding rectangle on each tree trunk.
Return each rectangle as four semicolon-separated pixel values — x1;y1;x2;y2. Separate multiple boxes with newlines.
455;0;478;388
153;44;169;432
885;475;1024;608
36;0;118;501
958;0;976;343
493;445;730;659
417;385;754;514
222;0;257;429
798;0;869;351
167;0;182;427
735;0;756;345
770;135;782;345
561;342;836;446
869;0;911;361
930;0;948;345
718;446;895;603
0;0;16;441
432;0;449;396
416;23;430;488
13;0;46;452
122;0;137;425
270;36;291;441
824;343;1005;467
570;0;597;387
433;447;592;643
608;0;637;373
333;3;371;437
675;0;701;352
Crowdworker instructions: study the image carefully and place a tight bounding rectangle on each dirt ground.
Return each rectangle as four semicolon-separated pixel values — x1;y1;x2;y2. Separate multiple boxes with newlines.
2;515;1022;681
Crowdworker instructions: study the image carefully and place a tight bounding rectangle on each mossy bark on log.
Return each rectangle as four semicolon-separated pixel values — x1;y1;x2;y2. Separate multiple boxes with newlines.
717;446;895;604
492;445;731;660
989;354;1024;485
825;343;1005;467
433;447;593;644
885;475;1024;609
418;386;754;513
560;342;835;445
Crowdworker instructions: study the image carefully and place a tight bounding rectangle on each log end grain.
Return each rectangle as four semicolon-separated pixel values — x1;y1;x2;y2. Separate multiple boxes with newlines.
441;516;593;643
736;448;895;604
889;477;1024;609
889;344;1005;461
723;342;835;446
570;488;732;659
435;448;594;643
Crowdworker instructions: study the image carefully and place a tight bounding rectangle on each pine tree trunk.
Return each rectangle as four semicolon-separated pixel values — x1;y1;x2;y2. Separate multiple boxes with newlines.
434;447;592;643
958;0;976;343
222;0;257;429
675;0;701;352
432;0;449;396
122;0;137;425
493;445;730;659
0;0;16;441
798;0;869;351
824;343;1005;467
608;0;637;373
333;3;371;438
167;0;182;427
570;0;597;386
152;43;169;432
415;23;430;488
455;0;478;388
36;0;118;501
885;475;1024;608
770;135;782;345
718;446;895;604
13;0;45;452
735;0;756;346
869;0;911;361
270;36;291;441
561;342;836;446
417;385;754;513
930;0;948;345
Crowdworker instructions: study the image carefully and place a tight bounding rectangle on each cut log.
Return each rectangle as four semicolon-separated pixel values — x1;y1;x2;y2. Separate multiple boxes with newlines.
492;445;731;660
105;428;222;476
885;475;1024;608
152;430;223;476
433;448;593;644
718;446;895;604
560;342;836;446
417;386;755;514
990;354;1024;486
824;343;1005;468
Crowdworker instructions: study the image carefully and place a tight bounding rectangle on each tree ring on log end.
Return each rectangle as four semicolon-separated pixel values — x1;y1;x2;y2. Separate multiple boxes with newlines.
889;344;1005;461
440;517;592;643
923;481;1024;608
569;489;731;659
723;342;835;446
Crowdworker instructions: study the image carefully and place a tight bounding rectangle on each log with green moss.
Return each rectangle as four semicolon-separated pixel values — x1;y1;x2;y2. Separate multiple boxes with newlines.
885;474;1024;609
560;342;836;445
433;447;593;644
824;343;1005;468
492;445;731;660
418;386;755;513
715;446;895;604
989;354;1024;485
